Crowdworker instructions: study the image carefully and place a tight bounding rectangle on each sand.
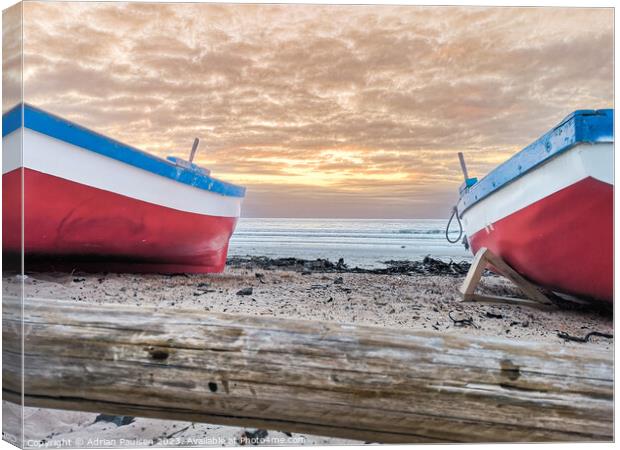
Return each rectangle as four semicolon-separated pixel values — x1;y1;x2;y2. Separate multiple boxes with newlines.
3;260;613;447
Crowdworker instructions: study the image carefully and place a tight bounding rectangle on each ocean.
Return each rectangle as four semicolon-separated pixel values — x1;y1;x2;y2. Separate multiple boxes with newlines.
228;218;471;269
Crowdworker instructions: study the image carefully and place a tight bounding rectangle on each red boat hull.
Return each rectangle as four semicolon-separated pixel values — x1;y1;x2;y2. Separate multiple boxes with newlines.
468;177;613;302
3;168;238;273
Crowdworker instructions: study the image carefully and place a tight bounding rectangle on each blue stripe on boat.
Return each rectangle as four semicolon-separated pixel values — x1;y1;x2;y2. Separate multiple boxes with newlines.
2;104;22;136
2;103;246;198
459;109;613;213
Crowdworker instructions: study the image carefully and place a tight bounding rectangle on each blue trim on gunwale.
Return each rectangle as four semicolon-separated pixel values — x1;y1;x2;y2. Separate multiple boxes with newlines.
2;104;246;198
459;109;613;213
2;104;22;136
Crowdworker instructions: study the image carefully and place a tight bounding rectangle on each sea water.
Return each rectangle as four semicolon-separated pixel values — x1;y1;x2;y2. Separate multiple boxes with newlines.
228;218;471;269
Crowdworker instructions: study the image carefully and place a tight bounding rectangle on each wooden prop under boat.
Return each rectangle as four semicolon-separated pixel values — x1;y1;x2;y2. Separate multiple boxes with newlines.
451;109;613;303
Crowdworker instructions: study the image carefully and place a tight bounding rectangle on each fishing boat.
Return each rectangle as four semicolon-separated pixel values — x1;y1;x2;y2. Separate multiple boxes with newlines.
2;104;245;273
452;109;613;302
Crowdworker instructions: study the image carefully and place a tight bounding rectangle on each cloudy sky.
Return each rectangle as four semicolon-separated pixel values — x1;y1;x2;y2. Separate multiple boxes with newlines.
18;2;613;218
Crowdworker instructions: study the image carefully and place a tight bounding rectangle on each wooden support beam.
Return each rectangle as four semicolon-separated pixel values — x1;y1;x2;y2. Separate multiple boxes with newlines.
2;296;612;443
460;247;555;308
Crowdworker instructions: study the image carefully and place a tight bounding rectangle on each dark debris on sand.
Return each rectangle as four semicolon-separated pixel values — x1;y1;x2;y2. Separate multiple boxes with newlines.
227;255;470;277
93;415;135;427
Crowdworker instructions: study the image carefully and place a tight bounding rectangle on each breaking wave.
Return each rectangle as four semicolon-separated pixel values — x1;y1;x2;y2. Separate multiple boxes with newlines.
396;229;443;235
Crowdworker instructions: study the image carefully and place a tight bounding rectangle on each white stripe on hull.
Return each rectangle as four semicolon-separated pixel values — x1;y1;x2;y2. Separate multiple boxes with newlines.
2;129;242;218
459;143;613;237
2;128;22;172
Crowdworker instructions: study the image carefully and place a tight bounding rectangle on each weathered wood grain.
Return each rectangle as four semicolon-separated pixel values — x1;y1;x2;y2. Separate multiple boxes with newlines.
2;296;613;443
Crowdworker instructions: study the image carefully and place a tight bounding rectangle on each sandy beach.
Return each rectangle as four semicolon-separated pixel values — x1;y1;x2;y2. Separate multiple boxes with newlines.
3;256;613;447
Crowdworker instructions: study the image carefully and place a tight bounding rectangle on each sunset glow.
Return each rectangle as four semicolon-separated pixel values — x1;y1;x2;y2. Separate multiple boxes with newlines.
17;2;613;218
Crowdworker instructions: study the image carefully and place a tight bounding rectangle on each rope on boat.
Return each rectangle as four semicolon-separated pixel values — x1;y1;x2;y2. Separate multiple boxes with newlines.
445;206;463;244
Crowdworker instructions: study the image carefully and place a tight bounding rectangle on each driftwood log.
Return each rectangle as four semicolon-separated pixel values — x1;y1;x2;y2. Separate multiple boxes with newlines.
2;296;613;443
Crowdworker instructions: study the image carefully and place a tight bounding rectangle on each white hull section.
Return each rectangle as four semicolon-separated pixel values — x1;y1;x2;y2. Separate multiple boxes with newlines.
2;128;242;218
458;143;613;236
